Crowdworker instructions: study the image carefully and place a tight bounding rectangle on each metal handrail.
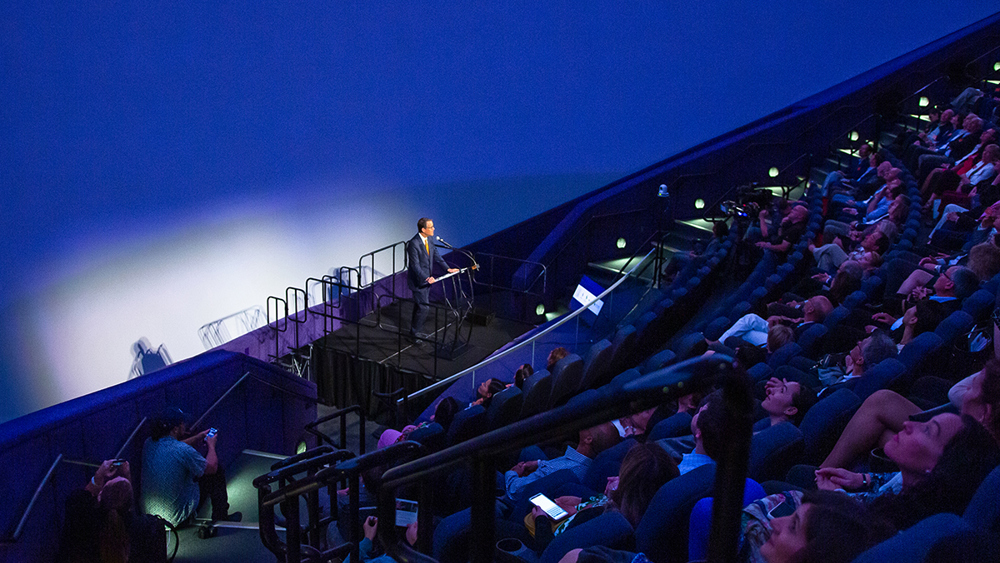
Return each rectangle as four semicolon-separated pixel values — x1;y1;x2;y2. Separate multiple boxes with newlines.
192;371;321;433
473;252;548;295
399;245;656;405
258;441;430;563
303;405;367;455
115;416;148;460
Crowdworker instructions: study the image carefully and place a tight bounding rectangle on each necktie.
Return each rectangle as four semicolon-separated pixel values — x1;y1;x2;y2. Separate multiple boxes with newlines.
425;238;430;255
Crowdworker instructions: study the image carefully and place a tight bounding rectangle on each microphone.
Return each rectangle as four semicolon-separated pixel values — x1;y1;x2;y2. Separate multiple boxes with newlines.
435;236;455;249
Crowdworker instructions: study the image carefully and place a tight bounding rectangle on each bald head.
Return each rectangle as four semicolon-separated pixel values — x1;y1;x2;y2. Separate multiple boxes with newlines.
804;296;833;323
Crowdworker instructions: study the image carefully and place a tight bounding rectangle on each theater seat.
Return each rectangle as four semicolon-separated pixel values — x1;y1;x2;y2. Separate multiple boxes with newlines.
798;388;861;465
408;422;446;452
634;463;717;563
447;404;487;445
609;325;638;374
549;354;585;407
486;387;523;430
520;370;552;418
747;421;804;483
579;339;613;391
852;358;907;401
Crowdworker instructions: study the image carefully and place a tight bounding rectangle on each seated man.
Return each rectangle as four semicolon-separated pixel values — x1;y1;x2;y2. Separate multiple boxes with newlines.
895;265;979;314
503;423;620;503
758;378;817;430
870;298;948;350
656;390;727;475
754;203;809;255
141;407;241;526
817;331;898;395
809;230;887;274
717;296;833;348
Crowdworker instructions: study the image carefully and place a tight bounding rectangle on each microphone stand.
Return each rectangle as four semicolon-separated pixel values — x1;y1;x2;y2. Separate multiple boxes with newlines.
434;238;478;359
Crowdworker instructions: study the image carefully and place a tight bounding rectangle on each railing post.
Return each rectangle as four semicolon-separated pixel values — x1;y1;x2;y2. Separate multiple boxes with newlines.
470;453;496;563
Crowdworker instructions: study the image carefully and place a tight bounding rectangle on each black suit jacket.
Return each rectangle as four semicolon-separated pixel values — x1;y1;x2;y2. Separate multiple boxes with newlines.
407;234;450;291
947;133;979;161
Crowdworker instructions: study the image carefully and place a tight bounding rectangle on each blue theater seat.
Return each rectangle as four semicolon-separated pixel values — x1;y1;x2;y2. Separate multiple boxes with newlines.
549;354;585;407
447;404;487;445
798;388;861;465
486;387;523;430
579;338;614;391
520;370;552;418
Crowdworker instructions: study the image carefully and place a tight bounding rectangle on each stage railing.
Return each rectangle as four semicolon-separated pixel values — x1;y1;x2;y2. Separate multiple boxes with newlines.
399;243;657;407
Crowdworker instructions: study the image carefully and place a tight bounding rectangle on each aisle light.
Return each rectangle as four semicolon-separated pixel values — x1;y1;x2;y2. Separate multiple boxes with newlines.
849;131;859;141
535;303;546;316
616;237;627;249
994;61;1000;72
919;97;929;107
695;198;705;209
768;167;779;178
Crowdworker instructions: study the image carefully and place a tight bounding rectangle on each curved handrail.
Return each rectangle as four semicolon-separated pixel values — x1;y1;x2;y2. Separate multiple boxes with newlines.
399;245;657;405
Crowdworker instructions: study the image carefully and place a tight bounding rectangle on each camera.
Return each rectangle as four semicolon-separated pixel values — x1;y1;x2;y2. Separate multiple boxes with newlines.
721;183;774;220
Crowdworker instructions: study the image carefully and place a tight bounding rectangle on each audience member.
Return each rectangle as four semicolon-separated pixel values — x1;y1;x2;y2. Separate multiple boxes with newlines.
718;296;833;348
57;459;160;563
822;358;1000;469
547;347;570;370
760;378;817;428
141;407;241;526
528;443;678;548
471;378;505;408
513;363;535;389
503;423;620;503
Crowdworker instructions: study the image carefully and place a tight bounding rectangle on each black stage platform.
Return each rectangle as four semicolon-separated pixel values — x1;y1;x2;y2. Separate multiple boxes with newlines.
309;301;534;422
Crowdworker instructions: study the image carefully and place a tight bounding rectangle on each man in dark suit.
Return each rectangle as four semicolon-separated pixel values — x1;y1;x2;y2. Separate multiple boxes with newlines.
407;217;458;339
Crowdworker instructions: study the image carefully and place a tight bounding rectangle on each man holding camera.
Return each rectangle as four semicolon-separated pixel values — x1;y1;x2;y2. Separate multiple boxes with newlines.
140;407;241;527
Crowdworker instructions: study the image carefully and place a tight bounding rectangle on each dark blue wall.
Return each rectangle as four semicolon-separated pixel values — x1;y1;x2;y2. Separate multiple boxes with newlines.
2;2;998;422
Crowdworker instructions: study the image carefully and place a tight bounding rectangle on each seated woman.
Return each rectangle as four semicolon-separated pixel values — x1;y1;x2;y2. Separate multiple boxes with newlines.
513;363;535;389
527;442;678;550
563;490;895;563
815;413;1000;531
547;347;570;370
822;357;1000;469
471;378;505;408
740;490;895;563
721;413;998;563
869;298;948;350
757;377;817;430
57;459;146;563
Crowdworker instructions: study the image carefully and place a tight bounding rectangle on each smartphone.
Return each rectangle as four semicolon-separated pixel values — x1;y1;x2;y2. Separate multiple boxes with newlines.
205;428;217;442
111;459;126;467
395;499;419;526
767;499;795;519
529;493;569;521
